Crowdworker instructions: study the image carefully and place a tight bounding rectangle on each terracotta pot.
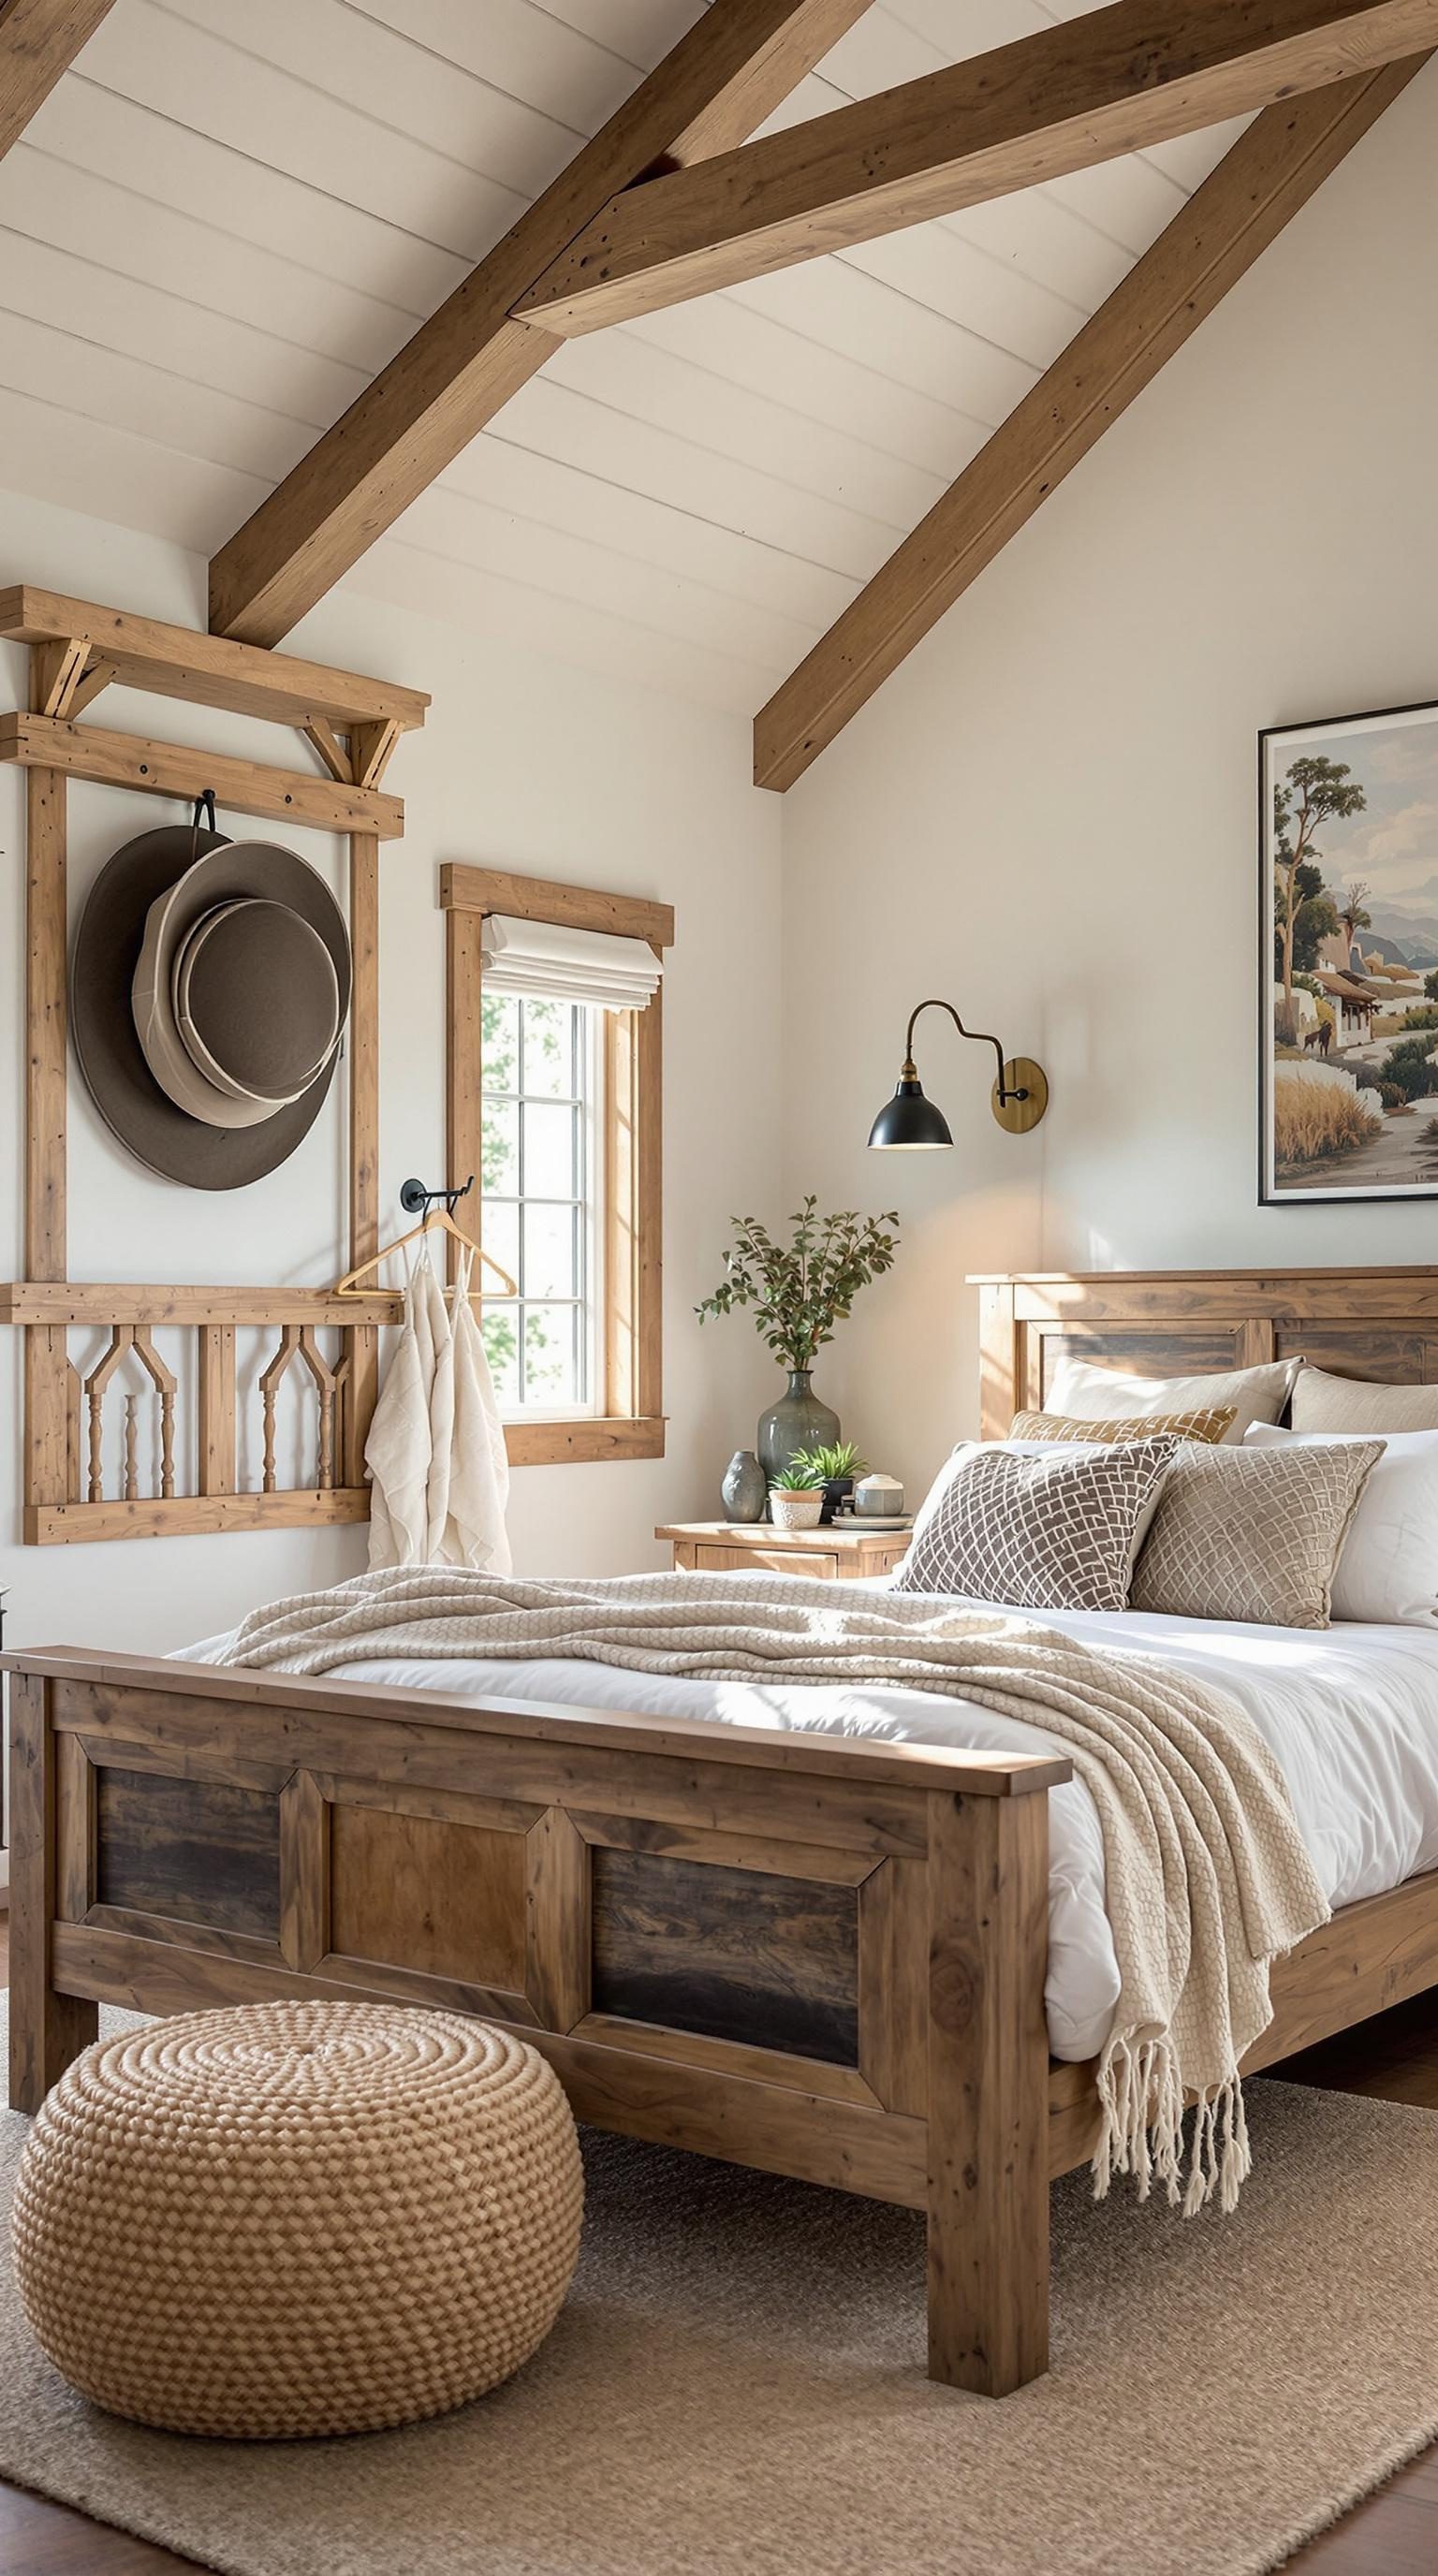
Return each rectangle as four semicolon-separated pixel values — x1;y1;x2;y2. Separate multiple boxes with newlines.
770;1488;823;1530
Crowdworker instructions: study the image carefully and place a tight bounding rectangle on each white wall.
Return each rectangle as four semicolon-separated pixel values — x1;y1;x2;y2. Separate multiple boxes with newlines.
0;492;783;1652
782;70;1438;1509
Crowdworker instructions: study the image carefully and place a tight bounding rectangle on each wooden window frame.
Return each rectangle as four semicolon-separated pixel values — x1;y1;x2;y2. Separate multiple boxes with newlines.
440;863;672;1469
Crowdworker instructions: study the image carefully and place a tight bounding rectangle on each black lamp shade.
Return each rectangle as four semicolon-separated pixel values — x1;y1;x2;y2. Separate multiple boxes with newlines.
868;1075;953;1149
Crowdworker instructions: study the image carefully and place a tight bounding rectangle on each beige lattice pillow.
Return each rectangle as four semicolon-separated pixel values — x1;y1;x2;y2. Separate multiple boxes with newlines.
1131;1440;1382;1629
893;1439;1178;1613
1010;1406;1235;1446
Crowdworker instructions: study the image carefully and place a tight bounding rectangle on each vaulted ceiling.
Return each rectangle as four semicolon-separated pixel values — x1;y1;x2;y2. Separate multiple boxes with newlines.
0;1;1427;773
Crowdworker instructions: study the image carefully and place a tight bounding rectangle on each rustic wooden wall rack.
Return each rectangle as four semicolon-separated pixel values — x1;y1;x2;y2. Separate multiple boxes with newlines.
0;585;430;1544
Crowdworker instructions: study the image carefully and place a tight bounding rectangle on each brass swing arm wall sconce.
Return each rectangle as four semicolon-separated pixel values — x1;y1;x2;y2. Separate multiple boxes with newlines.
868;999;1049;1149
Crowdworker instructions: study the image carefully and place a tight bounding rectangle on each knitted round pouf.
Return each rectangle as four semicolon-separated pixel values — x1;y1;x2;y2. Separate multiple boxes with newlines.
11;2000;583;2439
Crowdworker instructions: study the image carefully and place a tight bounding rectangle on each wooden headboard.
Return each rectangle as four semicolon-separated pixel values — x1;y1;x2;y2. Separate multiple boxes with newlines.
972;1269;1438;1439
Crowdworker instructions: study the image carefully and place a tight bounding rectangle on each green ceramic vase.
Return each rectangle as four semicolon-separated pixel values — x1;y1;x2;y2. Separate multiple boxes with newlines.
757;1370;840;1484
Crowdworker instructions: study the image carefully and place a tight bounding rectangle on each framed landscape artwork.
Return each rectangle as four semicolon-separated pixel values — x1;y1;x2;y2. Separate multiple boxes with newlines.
1263;697;1438;1204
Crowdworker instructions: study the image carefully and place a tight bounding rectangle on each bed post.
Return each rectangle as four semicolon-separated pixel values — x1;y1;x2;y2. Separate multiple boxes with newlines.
926;1783;1051;2395
8;1671;97;2112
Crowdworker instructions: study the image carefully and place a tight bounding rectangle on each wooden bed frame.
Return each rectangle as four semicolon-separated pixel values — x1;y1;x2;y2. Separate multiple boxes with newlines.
9;1266;1438;2399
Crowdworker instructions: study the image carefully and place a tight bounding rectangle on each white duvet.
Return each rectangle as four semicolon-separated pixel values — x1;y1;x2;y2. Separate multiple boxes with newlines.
186;1595;1438;2062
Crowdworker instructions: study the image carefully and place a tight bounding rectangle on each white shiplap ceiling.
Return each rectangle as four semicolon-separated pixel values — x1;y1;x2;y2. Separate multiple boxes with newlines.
0;0;1249;710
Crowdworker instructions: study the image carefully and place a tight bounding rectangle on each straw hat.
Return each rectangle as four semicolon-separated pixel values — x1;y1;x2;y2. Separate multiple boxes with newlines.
72;823;352;1190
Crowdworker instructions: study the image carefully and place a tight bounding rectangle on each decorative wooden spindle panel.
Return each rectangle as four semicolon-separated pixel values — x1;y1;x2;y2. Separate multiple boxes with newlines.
4;1283;398;1543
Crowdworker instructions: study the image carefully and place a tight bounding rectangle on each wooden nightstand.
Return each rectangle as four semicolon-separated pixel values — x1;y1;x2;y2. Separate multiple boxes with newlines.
656;1519;911;1582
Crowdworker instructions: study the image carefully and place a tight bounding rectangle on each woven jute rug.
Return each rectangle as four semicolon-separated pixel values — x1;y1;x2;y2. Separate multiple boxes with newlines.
2;1998;1436;2576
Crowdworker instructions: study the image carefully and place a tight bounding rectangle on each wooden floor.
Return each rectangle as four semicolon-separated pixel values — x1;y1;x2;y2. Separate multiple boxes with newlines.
1;1924;1436;2571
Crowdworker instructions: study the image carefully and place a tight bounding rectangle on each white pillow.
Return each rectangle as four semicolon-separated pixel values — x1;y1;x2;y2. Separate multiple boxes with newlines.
1245;1422;1438;1628
1047;1353;1301;1443
1290;1364;1438;1434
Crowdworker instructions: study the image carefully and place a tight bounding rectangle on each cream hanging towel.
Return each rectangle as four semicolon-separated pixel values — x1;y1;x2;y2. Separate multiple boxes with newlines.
364;1246;510;1573
439;1249;511;1573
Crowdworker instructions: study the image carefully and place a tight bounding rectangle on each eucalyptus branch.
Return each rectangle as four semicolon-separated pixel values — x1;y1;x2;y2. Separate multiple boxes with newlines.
696;1197;900;1371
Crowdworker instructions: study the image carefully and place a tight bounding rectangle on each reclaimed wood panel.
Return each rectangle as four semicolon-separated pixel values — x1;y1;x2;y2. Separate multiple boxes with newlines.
95;1767;280;1939
1035;1327;1240;1402
8;1673;97;2111
1272;1325;1438;1381
592;1846;859;2065
329;1803;526;1991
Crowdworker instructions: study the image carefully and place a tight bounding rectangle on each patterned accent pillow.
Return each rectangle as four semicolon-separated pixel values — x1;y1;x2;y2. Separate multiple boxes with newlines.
1010;1405;1235;1446
893;1439;1178;1613
1131;1440;1383;1629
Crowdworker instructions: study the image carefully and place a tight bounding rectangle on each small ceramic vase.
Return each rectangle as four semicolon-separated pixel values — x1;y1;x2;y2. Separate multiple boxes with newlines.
721;1450;768;1522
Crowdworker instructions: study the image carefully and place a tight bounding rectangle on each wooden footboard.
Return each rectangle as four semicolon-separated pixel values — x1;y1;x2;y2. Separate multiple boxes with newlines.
5;1646;1070;2396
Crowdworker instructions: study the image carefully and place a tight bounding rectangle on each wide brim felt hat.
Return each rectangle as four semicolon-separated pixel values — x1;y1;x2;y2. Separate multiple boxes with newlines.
72;826;352;1191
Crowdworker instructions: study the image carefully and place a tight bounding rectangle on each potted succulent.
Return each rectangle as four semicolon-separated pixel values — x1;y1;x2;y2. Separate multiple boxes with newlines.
768;1463;826;1530
789;1440;868;1525
697;1199;900;1481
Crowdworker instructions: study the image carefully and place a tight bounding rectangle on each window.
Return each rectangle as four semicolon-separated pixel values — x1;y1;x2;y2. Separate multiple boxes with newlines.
478;992;600;1416
441;863;672;1468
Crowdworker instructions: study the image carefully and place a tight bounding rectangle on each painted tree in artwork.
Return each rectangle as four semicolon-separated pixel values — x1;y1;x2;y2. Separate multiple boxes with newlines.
1279;861;1339;979
1273;758;1367;1041
1340;880;1372;960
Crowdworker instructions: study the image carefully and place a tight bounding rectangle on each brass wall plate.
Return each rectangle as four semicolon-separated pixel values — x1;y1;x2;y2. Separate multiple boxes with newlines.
990;1056;1048;1134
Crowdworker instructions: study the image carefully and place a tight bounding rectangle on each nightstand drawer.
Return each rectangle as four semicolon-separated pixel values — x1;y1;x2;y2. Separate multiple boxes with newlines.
690;1542;836;1577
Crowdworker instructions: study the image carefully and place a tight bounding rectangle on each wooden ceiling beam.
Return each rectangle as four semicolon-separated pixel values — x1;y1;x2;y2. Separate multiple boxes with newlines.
518;0;1438;336
206;0;879;650
752;55;1427;793
0;0;114;164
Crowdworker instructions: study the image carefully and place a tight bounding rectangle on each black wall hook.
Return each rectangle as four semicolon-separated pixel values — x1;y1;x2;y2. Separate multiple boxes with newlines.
399;1176;475;1220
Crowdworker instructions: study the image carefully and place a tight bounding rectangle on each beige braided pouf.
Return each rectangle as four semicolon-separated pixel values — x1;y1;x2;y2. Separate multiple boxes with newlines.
10;1999;583;2439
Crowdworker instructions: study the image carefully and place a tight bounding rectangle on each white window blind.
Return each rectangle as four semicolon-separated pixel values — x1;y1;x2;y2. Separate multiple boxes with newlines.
480;914;662;1011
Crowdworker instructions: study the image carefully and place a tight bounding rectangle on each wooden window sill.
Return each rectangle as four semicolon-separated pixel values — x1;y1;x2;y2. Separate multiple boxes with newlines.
504;1416;666;1467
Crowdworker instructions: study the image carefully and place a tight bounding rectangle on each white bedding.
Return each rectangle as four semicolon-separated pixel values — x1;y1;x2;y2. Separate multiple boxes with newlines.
186;1597;1438;2063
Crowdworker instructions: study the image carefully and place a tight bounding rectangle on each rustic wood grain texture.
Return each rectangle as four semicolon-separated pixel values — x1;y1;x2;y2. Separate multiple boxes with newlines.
7;1673;97;2112
927;1787;1050;2396
196;1324;236;1497
205;0;880;648
24;762;65;1282
592;1846;861;2064
0;585;429;732
524;1805;592;2031
752;58;1426;787
329;1803;528;1992
659;1522;910;1579
278;1770;330;1973
95;1768;282;1940
53;1728;95;1925
520;1;1438;336
858;1854;929;2116
442;861;669;1461
976;1266;1438;1427
1;1284;402;1325
29;632;89;720
441;861;673;947
569;2010;883;2109
0;0;116;165
26;1489;372;1545
348;830;380;1271
445;905;484;1291
0;710;405;838
576;1808;877;1885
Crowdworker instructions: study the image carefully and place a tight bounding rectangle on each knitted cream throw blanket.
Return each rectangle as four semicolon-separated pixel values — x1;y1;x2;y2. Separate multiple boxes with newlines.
215;1567;1329;2213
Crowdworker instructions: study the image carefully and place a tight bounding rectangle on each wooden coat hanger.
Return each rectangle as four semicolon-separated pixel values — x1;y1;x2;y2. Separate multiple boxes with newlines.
333;1176;517;1300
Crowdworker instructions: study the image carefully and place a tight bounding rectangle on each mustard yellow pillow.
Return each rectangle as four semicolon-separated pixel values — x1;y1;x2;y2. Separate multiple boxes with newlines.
1009;1405;1235;1447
